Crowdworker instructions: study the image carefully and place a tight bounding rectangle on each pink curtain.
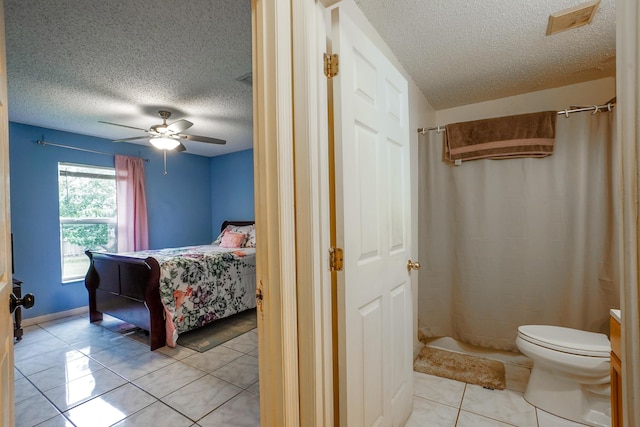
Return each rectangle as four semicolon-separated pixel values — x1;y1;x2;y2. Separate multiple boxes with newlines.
115;155;149;252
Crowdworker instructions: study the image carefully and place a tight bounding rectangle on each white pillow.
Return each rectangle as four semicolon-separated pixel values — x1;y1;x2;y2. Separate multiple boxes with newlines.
244;226;256;248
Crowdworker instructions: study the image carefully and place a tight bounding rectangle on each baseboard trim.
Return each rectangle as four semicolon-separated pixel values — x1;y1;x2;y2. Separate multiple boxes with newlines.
22;306;89;327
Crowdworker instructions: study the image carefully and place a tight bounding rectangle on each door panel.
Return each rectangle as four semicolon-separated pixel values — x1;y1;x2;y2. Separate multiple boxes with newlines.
387;140;405;252
390;282;409;399
361;298;383;426
331;6;413;427
354;126;380;260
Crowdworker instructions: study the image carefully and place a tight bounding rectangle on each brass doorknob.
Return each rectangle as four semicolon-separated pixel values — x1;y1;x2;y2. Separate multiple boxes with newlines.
407;260;421;273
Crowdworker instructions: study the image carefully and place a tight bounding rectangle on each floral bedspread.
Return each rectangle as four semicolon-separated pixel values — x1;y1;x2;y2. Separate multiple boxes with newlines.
122;245;256;346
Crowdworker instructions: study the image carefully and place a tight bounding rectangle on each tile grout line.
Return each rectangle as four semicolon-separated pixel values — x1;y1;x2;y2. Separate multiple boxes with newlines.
17;316;259;427
17;369;72;427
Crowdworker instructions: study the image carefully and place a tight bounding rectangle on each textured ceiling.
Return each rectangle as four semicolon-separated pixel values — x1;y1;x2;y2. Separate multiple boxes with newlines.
5;0;253;157
5;0;615;157
355;0;616;110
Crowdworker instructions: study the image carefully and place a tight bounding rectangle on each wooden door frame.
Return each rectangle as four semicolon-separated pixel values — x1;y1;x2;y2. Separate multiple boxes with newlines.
252;0;334;426
252;1;413;426
291;1;335;426
251;0;299;425
616;0;640;425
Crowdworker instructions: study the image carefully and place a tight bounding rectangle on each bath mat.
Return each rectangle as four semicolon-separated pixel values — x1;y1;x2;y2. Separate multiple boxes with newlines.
414;346;506;390
176;309;257;353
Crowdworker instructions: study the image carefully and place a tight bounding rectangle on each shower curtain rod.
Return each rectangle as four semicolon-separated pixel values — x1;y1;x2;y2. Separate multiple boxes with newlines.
36;139;150;162
416;101;617;135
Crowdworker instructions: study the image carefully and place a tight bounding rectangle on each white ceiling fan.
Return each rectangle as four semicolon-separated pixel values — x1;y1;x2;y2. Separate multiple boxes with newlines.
100;110;226;152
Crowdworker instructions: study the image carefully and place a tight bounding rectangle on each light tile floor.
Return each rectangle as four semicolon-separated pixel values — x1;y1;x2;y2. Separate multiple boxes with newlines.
14;314;259;427
407;370;590;426
14;314;591;427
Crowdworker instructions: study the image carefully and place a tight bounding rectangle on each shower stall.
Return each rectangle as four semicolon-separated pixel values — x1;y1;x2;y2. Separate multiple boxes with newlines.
417;106;620;354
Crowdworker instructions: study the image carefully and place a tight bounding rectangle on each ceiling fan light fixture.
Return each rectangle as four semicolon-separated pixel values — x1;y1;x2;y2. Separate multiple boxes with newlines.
101;110;226;150
149;136;180;150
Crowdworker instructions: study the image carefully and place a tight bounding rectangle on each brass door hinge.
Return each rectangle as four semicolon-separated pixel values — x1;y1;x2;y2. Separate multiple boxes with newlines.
324;53;339;78
329;247;344;271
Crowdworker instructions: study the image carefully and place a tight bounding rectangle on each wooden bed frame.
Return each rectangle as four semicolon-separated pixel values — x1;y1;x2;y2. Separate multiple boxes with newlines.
84;220;255;350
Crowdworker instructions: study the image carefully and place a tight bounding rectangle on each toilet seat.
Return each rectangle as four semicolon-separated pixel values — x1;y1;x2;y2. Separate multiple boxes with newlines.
518;325;610;357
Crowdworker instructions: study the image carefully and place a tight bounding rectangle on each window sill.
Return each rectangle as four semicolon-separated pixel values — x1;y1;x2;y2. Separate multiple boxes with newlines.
61;277;84;285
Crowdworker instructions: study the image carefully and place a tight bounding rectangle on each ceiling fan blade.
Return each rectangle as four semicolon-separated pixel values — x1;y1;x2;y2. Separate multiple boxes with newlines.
167;119;193;134
113;136;150;142
179;134;226;145
176;142;187;152
99;121;148;132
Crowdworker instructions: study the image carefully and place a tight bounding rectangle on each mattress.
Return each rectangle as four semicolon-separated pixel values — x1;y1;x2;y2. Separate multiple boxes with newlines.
121;244;257;346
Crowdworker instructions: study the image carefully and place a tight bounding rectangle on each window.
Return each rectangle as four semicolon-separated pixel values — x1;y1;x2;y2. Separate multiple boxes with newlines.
58;163;117;281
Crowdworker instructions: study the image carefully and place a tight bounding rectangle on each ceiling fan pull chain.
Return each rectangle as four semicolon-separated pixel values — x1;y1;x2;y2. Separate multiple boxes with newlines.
163;150;168;176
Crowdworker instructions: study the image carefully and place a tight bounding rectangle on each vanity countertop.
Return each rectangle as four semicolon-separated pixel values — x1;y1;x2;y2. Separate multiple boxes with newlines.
610;309;621;323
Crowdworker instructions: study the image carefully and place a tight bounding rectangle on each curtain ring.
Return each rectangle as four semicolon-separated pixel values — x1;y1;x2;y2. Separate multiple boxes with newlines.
437;126;441;134
564;109;570;118
591;105;599;115
607;103;613;112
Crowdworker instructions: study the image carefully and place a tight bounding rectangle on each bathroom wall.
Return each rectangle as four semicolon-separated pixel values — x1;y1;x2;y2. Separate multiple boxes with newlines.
436;77;615;124
410;82;436;357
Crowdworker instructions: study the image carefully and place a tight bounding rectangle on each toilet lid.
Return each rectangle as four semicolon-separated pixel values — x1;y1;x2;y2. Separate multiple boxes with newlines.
518;325;610;357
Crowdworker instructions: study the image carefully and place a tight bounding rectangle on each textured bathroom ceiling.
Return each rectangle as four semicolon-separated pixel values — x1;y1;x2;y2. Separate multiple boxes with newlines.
355;0;615;110
5;0;615;157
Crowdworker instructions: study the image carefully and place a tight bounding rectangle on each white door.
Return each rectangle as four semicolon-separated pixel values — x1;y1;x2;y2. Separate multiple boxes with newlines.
331;6;413;427
0;0;13;425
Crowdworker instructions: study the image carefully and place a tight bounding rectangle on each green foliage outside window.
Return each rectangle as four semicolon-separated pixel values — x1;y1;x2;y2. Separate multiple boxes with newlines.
58;164;116;251
61;224;112;252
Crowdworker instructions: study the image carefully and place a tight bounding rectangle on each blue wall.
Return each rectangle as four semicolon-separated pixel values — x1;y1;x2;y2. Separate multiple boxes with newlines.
9;122;214;318
210;149;255;236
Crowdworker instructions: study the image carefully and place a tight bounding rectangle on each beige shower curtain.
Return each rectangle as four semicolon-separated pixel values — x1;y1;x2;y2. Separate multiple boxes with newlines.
418;111;619;352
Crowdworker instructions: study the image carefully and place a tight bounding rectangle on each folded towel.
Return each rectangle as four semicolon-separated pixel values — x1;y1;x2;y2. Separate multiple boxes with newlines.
444;111;557;165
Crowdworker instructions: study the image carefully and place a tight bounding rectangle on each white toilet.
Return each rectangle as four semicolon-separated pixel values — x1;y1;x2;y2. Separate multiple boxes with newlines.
516;325;611;427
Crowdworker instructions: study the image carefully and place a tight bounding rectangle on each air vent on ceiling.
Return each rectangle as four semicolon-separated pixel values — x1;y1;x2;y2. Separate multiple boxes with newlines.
546;0;600;36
